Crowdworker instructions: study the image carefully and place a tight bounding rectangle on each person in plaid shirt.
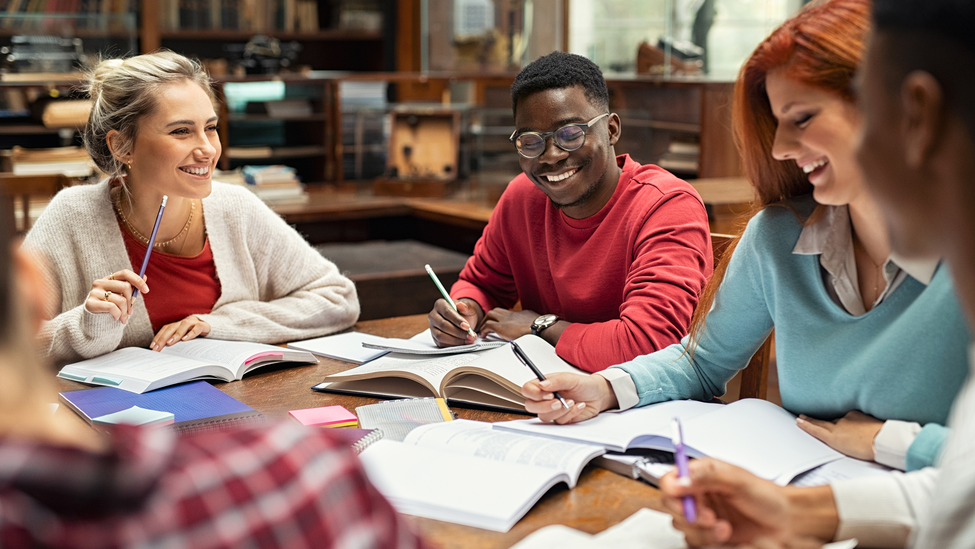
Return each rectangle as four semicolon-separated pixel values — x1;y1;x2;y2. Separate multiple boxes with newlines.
0;195;424;548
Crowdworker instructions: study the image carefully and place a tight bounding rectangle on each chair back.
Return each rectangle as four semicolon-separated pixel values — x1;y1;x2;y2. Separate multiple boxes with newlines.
0;173;69;233
710;233;772;400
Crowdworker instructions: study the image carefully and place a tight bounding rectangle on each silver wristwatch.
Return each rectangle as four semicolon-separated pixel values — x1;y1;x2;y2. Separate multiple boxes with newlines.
531;314;559;336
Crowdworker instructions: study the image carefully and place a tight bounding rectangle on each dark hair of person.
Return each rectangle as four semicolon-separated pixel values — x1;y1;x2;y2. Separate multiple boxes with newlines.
687;0;870;355
510;51;609;117
871;0;975;141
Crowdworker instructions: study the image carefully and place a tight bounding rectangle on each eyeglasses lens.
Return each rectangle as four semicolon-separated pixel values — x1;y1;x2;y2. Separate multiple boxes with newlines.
516;125;587;158
555;125;586;149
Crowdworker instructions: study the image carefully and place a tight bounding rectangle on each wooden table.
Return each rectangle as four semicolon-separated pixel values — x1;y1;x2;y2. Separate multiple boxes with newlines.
54;314;664;549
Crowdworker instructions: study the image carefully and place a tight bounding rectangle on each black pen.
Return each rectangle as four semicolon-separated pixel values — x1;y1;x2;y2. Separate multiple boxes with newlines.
510;340;570;410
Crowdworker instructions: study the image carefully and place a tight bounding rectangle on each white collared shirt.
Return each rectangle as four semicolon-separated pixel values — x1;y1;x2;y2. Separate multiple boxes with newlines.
792;204;938;316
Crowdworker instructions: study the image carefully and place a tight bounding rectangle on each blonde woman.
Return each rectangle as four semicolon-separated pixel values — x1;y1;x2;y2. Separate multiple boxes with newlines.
24;51;358;364
1;216;419;547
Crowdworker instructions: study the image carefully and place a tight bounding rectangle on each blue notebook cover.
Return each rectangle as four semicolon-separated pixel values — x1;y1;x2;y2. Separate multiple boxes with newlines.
59;381;264;433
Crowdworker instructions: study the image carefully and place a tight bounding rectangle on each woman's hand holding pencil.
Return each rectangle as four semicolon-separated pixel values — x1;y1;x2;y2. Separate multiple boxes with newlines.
84;269;149;324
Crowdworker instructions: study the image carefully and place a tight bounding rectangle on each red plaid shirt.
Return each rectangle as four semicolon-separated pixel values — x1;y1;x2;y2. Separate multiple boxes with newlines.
0;422;425;549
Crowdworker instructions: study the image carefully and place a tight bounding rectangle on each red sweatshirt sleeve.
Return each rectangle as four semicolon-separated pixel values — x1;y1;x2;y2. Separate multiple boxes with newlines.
556;190;712;372
450;200;519;314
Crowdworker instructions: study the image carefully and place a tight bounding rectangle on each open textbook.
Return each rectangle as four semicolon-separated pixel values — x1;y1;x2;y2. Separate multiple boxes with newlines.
357;419;605;532
58;339;318;394
495;398;844;485
313;334;582;412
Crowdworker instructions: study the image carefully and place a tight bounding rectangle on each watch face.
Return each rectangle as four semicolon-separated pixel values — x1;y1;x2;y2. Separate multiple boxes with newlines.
533;314;558;329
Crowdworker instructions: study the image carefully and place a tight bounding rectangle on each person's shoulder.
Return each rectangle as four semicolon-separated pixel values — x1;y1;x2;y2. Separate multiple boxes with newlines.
740;194;815;251
750;194;815;230
628;161;698;196
46;179;111;214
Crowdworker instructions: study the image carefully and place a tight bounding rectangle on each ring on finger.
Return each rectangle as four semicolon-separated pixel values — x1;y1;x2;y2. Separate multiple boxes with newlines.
103;290;112;301
108;272;115;281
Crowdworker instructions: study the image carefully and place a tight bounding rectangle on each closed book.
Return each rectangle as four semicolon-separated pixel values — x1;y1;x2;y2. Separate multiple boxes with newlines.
60;380;265;434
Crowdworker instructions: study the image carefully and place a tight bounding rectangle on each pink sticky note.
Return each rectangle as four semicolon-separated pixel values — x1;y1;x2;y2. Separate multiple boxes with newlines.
289;405;358;427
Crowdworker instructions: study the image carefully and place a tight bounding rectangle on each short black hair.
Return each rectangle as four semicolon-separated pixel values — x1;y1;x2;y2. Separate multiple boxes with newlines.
873;0;975;53
511;51;609;117
872;0;975;138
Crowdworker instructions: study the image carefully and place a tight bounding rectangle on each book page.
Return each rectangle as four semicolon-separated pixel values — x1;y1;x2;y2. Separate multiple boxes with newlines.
789;456;892;487
162;339;282;371
58;347;221;393
324;352;482;395
362;328;507;355
494;399;721;452
359;439;569;532
288;331;390;364
405;420;604;487
440;334;584;397
681;399;843;485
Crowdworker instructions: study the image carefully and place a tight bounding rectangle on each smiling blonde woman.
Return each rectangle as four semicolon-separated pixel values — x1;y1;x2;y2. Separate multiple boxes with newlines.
24;50;359;364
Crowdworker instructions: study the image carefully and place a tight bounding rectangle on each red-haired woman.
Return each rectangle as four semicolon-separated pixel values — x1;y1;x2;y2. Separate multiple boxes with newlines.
521;0;968;473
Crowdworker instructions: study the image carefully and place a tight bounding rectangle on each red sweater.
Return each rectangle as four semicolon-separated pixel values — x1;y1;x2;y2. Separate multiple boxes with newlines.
451;155;712;372
120;226;221;333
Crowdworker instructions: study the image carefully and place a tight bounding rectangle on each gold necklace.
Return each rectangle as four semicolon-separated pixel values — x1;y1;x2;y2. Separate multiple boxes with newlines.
854;238;885;297
114;190;195;249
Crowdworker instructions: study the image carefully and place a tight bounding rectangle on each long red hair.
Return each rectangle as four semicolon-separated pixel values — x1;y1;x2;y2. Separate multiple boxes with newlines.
688;0;870;350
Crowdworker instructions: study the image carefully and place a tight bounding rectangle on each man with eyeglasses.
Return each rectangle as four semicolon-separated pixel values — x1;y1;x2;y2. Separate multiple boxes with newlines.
427;51;712;373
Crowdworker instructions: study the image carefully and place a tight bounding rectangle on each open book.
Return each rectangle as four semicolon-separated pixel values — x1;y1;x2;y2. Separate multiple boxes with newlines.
357;419;605;532
313;334;582;412
58;339;319;394
495;399;844;485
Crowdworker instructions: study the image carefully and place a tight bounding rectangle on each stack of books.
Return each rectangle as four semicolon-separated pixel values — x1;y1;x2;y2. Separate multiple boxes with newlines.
214;165;308;204
656;140;700;175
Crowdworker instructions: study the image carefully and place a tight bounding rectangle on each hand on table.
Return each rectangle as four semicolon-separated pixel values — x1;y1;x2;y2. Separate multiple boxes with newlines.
429;298;482;347
84;270;149;324
797;411;884;461
480;308;539;341
521;372;617;424
150;315;211;351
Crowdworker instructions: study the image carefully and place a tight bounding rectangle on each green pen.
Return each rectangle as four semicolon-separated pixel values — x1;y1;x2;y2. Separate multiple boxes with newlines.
425;264;477;338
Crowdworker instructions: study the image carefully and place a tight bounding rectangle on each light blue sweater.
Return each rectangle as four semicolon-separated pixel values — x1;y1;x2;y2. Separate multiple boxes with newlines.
611;195;971;470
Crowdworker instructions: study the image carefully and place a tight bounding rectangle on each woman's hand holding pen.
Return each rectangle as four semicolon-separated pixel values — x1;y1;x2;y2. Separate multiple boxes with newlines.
521;373;617;424
150;315;210;351
84;269;149;324
429;298;482;347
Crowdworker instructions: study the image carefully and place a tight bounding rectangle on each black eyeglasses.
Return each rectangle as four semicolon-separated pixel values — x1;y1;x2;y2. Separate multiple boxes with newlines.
509;113;610;159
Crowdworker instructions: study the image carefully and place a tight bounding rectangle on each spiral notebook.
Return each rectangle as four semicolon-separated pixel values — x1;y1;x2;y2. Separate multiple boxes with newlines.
59;381;266;434
329;428;385;454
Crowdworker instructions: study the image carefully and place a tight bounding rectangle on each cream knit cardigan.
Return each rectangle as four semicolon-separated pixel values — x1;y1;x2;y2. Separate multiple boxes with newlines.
24;179;360;365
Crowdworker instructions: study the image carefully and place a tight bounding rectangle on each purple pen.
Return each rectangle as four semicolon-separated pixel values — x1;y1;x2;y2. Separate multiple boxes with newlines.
671;418;697;523
132;195;167;299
